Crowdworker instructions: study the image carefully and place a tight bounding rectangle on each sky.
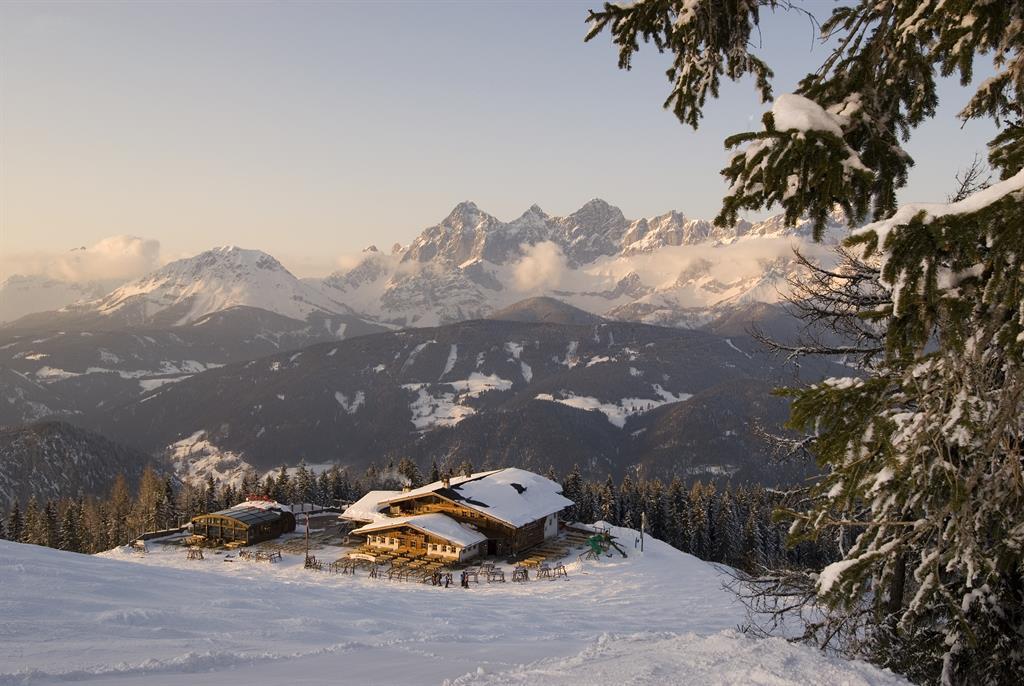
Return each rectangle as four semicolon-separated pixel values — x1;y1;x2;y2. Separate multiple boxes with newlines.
0;0;998;279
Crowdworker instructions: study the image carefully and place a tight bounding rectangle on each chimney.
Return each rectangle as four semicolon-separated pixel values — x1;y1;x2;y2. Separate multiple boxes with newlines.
442;476;451;488
402;485;411;493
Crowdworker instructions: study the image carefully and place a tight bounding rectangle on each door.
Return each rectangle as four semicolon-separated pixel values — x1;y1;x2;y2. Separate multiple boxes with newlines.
487;539;496;556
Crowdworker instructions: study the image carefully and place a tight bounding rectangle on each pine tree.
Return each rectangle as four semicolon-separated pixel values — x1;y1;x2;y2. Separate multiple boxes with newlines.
203;474;219;513
428;460;441;483
588;2;1024;682
598;475;617;524
59;501;83;553
23;496;44;545
294;460;315;504
561;465;584;521
43;501;59;548
7;502;23;543
239;469;259;501
397;457;422;488
272;465;292;503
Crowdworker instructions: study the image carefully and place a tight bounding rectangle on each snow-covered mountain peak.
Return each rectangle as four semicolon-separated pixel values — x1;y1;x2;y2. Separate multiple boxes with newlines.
82;245;351;327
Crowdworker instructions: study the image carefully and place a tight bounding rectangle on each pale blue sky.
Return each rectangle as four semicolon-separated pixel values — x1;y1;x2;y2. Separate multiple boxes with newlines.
0;1;996;277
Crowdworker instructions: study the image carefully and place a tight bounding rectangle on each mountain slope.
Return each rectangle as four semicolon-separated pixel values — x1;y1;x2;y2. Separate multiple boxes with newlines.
90;319;838;485
0;306;388;424
0;421;156;509
488;297;604;325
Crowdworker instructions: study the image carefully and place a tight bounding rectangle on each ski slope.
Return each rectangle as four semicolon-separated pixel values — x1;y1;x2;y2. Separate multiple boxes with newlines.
0;526;908;685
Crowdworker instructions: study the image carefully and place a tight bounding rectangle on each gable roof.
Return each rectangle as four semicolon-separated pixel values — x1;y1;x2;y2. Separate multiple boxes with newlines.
351;513;487;548
380;467;573;528
339;490;402;523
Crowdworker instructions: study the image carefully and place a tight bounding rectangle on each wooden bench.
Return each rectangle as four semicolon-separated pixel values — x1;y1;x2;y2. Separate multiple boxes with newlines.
186;547;204;560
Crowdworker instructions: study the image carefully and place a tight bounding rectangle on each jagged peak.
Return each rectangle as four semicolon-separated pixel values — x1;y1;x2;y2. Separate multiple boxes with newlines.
569;198;625;224
363;245;380;253
513;203;549;223
442;200;485;225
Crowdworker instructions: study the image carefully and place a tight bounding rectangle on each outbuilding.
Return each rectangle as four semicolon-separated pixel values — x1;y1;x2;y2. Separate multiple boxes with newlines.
190;505;296;545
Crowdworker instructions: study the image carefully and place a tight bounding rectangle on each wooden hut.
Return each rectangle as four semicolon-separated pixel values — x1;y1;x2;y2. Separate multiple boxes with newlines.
190;505;296;546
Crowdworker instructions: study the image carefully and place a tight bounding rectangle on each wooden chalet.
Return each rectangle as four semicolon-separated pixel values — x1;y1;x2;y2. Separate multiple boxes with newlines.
342;468;573;562
190;504;296;546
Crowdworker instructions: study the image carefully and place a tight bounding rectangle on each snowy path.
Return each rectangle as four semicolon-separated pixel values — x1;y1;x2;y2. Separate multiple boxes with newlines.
0;527;907;685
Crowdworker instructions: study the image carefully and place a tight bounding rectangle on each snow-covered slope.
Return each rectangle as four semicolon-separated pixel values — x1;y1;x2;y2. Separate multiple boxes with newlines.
318;201;848;328
0;527;907;685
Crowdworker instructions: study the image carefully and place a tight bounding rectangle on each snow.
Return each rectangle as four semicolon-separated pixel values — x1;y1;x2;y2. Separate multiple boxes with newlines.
724;338;752;359
0;529;908;685
351;512;487;547
441;344;459;378
168;431;255;485
817;558;860;596
402;375;513;430
855;167;1024;247
34;366;80;381
535;385;692;429
340;490;402;523
403;383;476;429
447;373;514;396
458;629;907;686
503;341;523;359
138;377;188;392
771;93;845;137
334;390;365;414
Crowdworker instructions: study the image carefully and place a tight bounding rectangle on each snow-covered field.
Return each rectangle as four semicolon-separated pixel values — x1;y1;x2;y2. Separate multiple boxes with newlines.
0;526;907;685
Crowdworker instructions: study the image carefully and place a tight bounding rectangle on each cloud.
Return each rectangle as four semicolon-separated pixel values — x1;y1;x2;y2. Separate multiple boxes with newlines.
0;235;162;284
512;241;568;292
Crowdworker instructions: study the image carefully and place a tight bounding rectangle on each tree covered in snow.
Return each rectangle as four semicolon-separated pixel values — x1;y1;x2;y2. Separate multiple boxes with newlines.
587;1;1024;683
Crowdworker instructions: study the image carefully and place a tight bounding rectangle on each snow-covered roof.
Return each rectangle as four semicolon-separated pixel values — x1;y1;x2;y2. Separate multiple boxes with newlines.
339;490;401;523
351;513;486;548
233;499;289;511
381;467;573;528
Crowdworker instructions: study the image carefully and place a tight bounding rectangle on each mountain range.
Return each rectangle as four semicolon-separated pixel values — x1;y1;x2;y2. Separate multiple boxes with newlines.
2;199;847;332
86;313;835;487
0;200;849;500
